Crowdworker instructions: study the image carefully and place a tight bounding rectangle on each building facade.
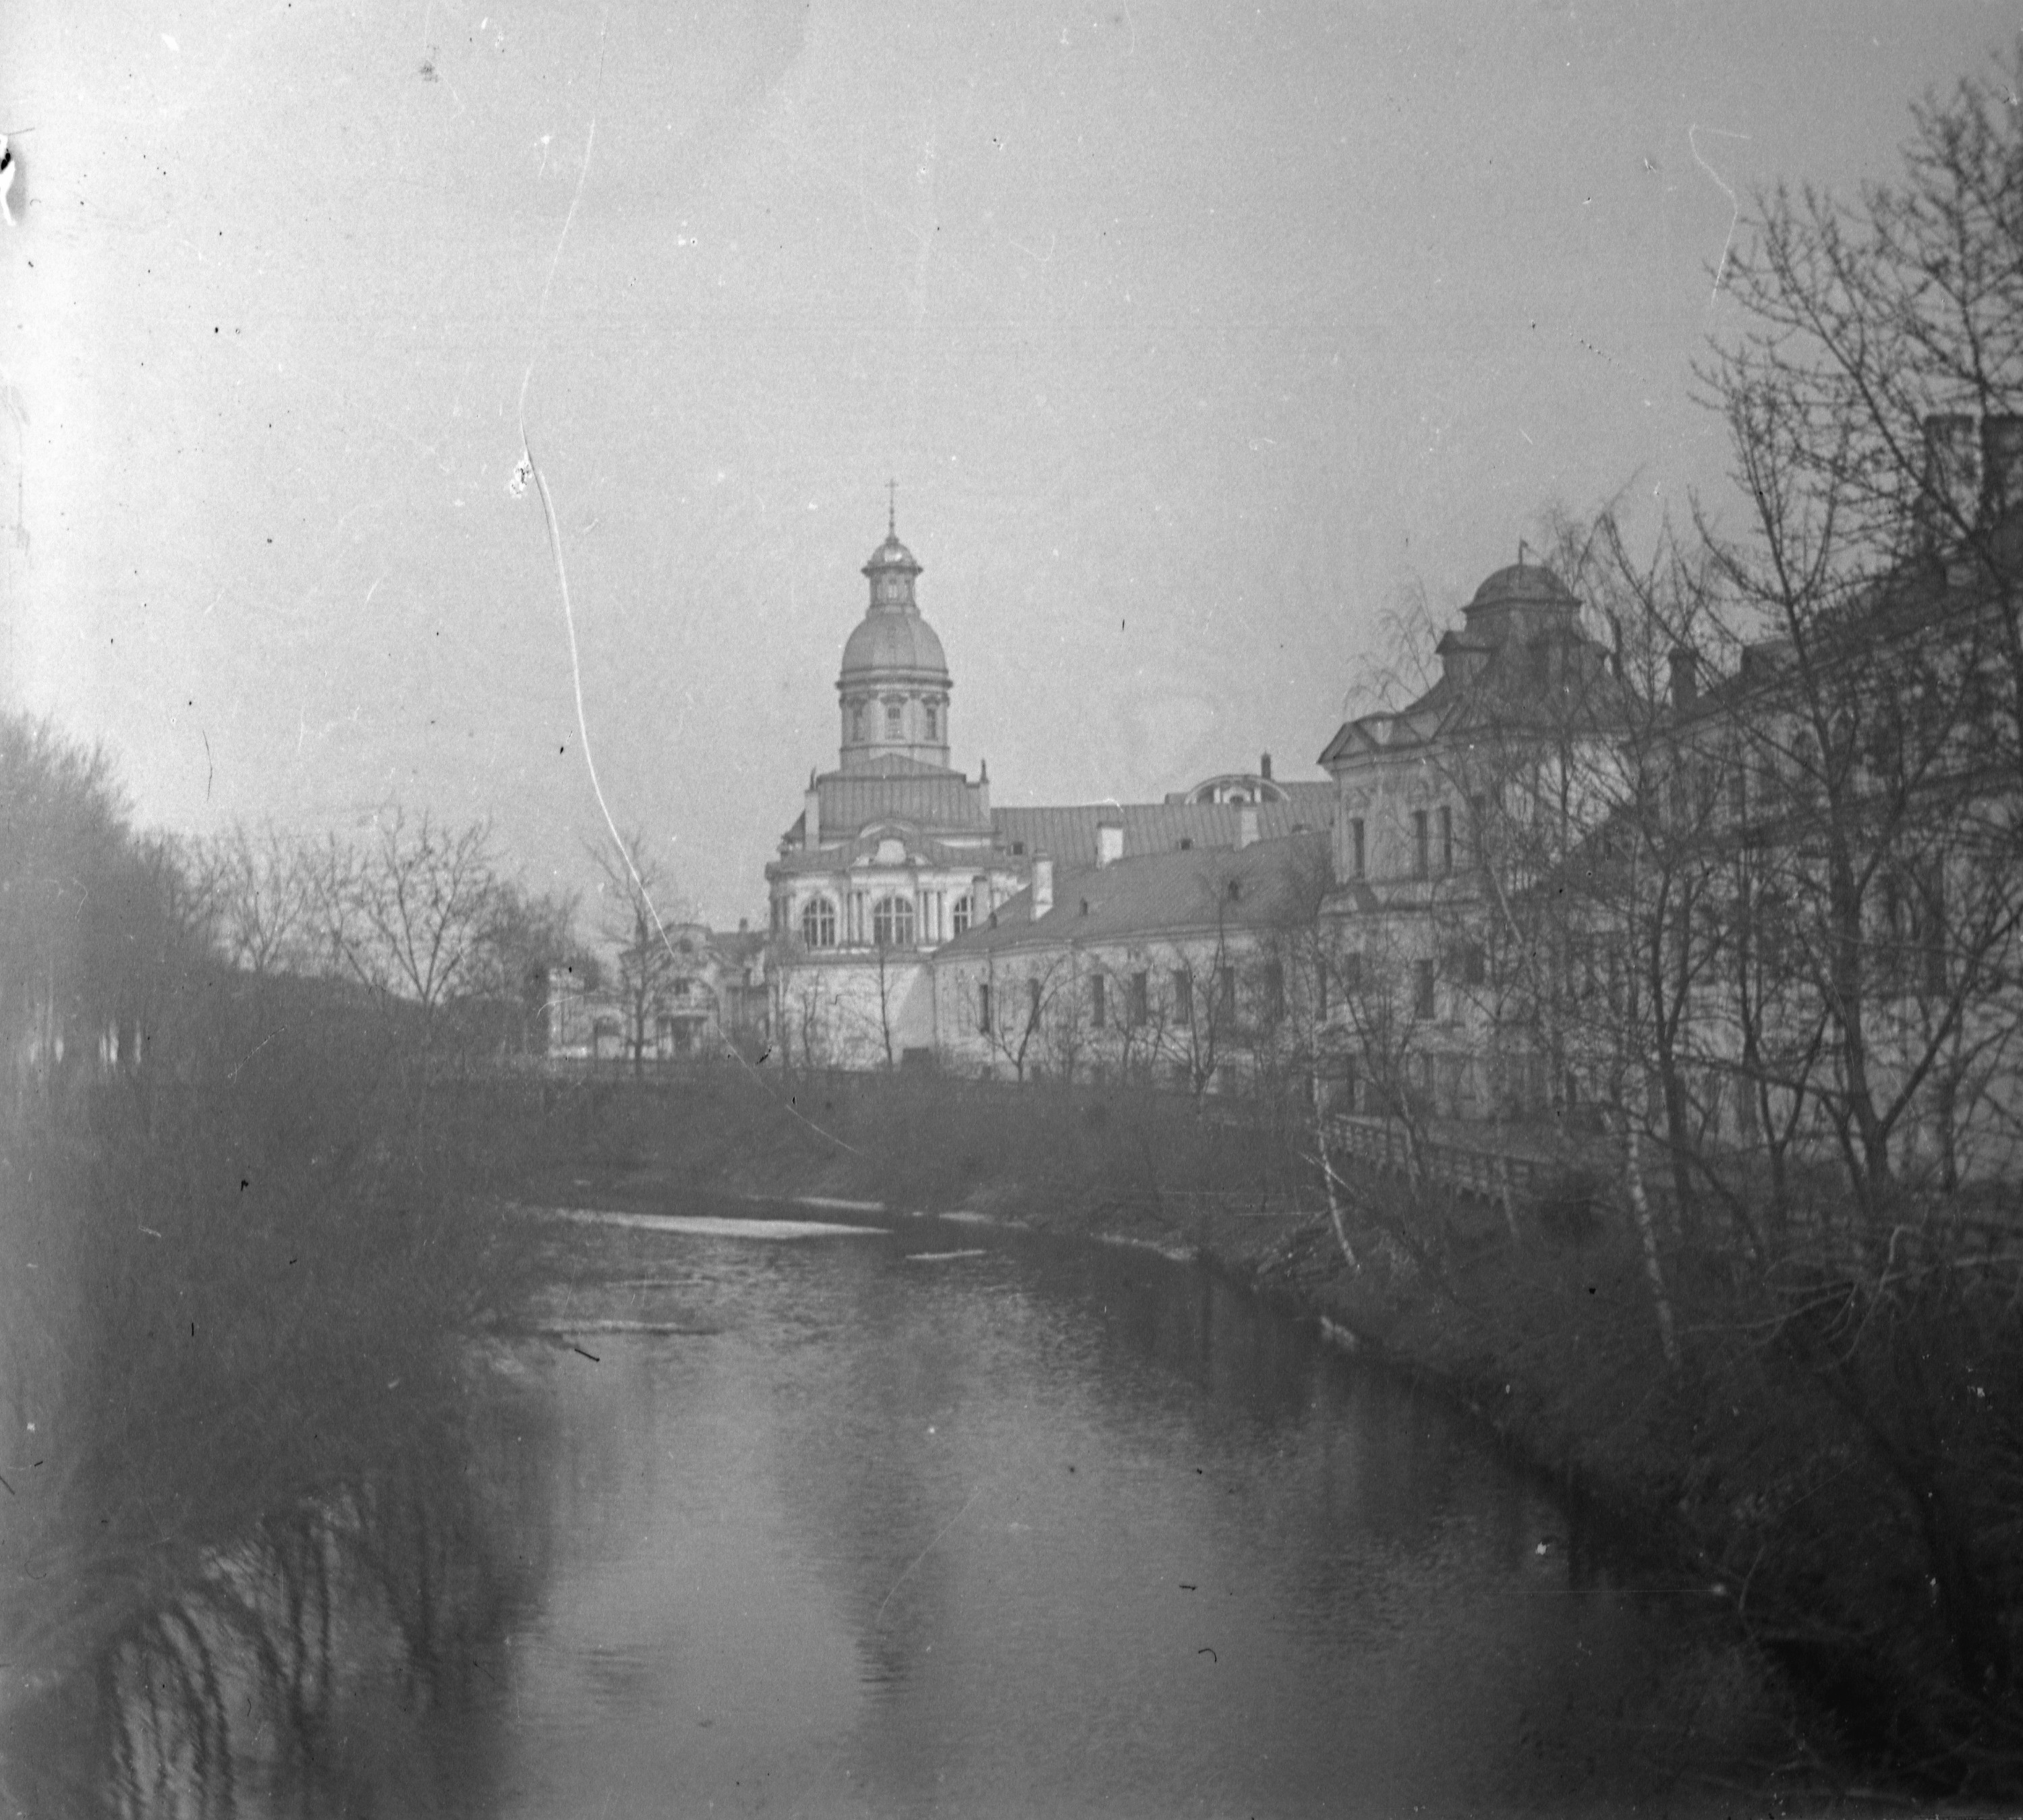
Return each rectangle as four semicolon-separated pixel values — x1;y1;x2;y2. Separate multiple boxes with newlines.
764;513;1332;1070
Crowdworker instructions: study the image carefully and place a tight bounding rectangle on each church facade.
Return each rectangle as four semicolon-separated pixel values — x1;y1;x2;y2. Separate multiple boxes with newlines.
764;512;1332;1071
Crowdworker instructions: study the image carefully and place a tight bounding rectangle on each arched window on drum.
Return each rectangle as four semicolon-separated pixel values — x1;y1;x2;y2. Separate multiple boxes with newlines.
872;894;915;949
801;896;837;949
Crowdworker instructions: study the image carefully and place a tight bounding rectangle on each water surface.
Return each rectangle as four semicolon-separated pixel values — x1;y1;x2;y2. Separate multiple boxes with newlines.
8;1203;1780;1817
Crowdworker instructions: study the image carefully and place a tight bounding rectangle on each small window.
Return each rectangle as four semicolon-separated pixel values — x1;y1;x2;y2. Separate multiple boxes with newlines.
1218;965;1236;1021
1350;818;1366;879
1341;951;1363;994
1413;959;1436;1019
951;894;972;936
1439;806;1454;875
851;703;866;741
1129;971;1149;1027
1028;977;1043;1031
924;702;938;740
1461;943;1486;987
1413;810;1430;880
1263;959;1284;1021
978;982;992;1034
1172;969;1193;1027
886;700;904;738
1090;973;1106;1028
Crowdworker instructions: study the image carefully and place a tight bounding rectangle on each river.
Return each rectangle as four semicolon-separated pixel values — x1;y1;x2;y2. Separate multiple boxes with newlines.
4;1200;1785;1817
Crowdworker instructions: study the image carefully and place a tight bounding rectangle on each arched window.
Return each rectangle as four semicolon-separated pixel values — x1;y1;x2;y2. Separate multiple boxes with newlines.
801;897;836;949
850;702;865;741
872;894;916;949
951;894;972;936
885;699;904;739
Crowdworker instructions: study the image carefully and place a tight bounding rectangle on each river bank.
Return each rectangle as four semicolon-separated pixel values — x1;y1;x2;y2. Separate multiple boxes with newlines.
527;1064;2023;1804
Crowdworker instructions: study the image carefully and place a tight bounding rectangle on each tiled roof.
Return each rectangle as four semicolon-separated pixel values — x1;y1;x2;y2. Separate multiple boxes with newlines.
991;786;1331;867
805;765;992;839
939;831;1331;959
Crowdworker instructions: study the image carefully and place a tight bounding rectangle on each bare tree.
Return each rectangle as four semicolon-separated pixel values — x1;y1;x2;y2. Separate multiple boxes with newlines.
589;828;685;1077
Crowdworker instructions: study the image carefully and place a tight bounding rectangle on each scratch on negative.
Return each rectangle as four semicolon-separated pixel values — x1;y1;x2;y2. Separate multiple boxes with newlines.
511;12;861;1159
1688;124;1751;306
875;1485;984;1626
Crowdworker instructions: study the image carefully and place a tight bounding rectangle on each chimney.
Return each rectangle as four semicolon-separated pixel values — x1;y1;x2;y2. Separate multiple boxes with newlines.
1237;801;1259;848
1096;814;1124;868
803;772;821;848
1031;853;1054;917
1259;751;1272;780
1668;646;1699;711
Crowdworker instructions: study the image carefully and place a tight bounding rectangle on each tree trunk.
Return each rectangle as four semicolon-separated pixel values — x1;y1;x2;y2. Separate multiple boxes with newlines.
1621;1095;1680;1369
1311;1071;1359;1272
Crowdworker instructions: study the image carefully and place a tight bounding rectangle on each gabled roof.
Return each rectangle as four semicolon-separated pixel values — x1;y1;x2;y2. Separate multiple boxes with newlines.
939;830;1330;959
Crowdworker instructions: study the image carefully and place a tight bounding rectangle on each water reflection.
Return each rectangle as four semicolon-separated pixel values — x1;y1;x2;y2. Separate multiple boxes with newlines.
8;1209;1780;1818
4;1383;559;1819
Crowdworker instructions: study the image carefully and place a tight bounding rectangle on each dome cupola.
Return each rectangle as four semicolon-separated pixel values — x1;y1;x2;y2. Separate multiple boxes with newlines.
836;490;954;772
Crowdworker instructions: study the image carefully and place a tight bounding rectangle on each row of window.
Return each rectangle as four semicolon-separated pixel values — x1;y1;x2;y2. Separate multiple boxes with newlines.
1345;803;1465;882
976;963;1288;1035
799;892;973;950
847;698;943;743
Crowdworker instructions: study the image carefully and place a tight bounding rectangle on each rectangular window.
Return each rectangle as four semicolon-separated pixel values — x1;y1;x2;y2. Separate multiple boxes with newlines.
1413;959;1436;1020
886;700;903;738
1439;805;1454;875
1341;951;1363;994
1091;973;1106;1029
1218;965;1236;1023
1413;810;1430;880
924;702;938;739
1350;818;1366;879
977;982;992;1034
1028;977;1043;1031
1129;971;1149;1027
1172;969;1193;1027
1461;943;1486;987
1263;959;1285;1021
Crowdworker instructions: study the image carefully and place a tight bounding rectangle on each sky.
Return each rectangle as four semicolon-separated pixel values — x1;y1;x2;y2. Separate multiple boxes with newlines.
1;0;2015;926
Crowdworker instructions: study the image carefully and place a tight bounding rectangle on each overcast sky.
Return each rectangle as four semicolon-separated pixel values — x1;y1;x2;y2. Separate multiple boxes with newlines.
2;1;2014;923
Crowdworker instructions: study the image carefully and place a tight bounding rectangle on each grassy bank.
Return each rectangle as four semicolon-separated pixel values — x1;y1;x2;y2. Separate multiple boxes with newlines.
538;1061;2023;1800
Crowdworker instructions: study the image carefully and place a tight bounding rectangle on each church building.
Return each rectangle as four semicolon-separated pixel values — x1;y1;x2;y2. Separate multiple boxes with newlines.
766;509;1332;1071
765;512;1029;1067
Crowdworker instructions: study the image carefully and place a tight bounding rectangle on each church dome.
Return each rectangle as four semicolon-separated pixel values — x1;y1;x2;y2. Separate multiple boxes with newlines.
840;608;948;680
1469;561;1576;608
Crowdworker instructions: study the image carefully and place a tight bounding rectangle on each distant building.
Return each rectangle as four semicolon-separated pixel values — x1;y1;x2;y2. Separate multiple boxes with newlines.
933;825;1330;1089
548;922;770;1064
1316;559;1626;1120
764;510;1330;1070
